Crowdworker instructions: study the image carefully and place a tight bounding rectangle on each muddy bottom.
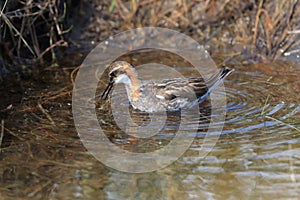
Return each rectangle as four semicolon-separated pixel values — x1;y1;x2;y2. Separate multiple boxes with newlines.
0;51;300;199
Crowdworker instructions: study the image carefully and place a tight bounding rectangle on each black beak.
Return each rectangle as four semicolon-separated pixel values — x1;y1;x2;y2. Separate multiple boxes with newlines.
101;78;114;99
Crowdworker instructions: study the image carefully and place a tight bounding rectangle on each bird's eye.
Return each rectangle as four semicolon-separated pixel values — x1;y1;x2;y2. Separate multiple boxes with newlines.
109;71;117;77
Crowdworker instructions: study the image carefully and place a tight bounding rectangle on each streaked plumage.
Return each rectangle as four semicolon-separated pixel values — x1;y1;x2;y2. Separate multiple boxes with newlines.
101;61;234;112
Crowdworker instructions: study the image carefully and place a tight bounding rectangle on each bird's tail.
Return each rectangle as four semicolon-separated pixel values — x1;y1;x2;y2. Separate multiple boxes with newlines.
195;66;234;103
206;66;234;93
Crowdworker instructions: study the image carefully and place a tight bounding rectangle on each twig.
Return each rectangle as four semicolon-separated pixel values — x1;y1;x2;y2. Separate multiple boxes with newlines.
36;39;66;61
37;103;55;125
261;94;270;115
288;29;300;34
0;10;36;56
0;120;4;152
261;93;300;132
0;0;9;15
4;127;25;141
284;47;300;56
49;0;62;36
252;0;264;52
109;0;117;12
265;116;300;132
39;159;82;167
139;0;157;6
27;180;52;197
70;65;80;85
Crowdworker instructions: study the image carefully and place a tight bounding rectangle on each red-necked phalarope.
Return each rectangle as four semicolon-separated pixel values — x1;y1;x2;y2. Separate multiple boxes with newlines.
101;61;234;112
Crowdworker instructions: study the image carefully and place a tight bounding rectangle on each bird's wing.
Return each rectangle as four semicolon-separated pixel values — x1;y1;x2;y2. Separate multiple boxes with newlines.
151;78;205;101
186;77;208;98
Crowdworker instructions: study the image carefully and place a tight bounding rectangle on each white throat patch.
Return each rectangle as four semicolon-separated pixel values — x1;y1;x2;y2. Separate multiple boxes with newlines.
115;74;132;86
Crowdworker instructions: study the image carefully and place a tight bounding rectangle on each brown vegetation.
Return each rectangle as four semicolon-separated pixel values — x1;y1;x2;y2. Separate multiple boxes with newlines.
1;0;299;65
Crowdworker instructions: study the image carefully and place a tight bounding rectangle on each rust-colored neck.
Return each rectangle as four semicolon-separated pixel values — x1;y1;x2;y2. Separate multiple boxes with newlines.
124;66;141;101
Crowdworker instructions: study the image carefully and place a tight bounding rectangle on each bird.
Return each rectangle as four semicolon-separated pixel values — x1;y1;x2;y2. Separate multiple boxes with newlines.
100;61;234;112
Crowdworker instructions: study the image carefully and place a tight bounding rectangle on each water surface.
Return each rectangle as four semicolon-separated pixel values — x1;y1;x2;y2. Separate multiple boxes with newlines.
1;54;300;199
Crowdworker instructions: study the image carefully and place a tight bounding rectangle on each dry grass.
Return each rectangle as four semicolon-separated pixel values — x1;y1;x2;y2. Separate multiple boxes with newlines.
0;0;69;63
86;0;300;61
0;0;300;66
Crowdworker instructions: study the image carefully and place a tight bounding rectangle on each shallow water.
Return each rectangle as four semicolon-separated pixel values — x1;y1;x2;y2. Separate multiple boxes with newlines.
1;54;300;199
95;60;300;199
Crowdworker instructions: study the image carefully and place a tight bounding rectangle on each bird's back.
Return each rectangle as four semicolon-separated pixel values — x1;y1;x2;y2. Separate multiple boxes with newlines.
131;66;233;112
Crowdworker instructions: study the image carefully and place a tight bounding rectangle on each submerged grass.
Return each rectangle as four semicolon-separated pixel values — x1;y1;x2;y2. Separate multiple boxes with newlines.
265;116;300;132
261;94;300;133
0;65;109;198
